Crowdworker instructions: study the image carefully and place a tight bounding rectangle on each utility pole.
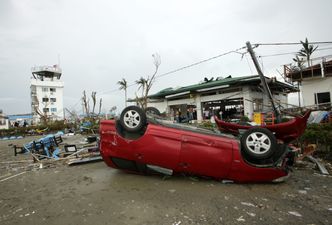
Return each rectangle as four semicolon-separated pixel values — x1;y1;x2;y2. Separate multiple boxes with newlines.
297;81;301;108
246;41;281;123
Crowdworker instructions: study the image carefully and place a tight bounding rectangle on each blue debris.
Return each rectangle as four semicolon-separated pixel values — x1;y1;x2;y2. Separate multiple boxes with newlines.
20;132;64;160
0;136;25;141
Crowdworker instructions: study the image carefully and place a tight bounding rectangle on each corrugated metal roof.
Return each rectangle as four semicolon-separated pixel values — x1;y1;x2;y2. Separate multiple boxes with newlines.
149;75;295;98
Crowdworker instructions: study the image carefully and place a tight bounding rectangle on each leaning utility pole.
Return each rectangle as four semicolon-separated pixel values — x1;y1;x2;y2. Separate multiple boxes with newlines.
246;41;281;123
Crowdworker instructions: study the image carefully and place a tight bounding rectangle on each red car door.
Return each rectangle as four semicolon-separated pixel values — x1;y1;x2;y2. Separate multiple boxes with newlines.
133;125;182;170
179;133;233;178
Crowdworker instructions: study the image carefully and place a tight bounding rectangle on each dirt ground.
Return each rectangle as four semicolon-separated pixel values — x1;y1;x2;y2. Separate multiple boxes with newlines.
0;135;332;225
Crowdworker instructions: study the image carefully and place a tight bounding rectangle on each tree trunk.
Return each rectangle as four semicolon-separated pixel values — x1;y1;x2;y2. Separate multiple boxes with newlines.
125;89;127;107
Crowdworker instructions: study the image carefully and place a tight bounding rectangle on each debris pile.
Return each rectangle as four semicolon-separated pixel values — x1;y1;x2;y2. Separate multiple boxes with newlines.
10;131;102;168
0;130;103;184
294;144;331;175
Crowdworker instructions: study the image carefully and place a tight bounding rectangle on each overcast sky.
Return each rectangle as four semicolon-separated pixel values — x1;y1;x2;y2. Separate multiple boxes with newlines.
1;0;332;115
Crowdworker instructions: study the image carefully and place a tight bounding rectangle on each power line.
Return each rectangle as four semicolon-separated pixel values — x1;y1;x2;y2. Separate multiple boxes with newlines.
68;98;82;111
258;46;332;58
244;54;253;74
254;41;332;46
155;46;246;79
67;42;332;110
99;82;137;95
67;46;248;111
100;46;246;95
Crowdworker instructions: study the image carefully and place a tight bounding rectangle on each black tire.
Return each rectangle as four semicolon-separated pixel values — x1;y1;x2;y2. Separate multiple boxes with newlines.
240;127;277;160
145;107;161;116
120;106;147;133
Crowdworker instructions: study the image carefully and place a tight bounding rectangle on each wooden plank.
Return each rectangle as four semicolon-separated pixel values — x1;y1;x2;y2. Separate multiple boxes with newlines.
307;155;330;175
0;171;27;183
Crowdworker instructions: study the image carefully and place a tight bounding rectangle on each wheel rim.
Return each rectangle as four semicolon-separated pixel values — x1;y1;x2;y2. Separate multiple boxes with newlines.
246;132;271;155
123;110;141;129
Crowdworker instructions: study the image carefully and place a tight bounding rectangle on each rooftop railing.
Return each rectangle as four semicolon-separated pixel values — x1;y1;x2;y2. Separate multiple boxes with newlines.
283;56;332;82
31;65;62;74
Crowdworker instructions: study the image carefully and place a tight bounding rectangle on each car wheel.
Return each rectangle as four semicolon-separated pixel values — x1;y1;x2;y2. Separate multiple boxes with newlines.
240;127;276;159
120;106;147;133
145;107;161;116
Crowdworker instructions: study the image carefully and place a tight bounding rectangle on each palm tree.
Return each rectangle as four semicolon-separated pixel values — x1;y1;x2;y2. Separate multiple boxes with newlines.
135;77;147;108
117;78;128;107
298;38;318;67
292;55;305;72
136;77;147;95
135;53;161;108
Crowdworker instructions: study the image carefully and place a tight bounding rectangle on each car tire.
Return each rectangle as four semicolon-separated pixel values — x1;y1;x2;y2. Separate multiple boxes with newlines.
120;106;147;133
240;127;276;160
145;107;161;116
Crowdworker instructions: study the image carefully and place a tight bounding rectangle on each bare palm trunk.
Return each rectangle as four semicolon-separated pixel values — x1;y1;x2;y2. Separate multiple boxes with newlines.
125;90;127;107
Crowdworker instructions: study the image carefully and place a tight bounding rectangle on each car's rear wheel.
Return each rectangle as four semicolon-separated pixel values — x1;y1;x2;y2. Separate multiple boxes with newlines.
145;107;161;116
240;127;276;159
120;106;147;133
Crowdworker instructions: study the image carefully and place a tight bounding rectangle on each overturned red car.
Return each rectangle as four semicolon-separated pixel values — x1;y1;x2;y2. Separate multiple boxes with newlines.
99;106;305;183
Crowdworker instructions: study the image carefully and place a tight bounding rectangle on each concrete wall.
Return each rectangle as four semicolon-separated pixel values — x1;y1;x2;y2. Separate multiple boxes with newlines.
147;85;289;122
0;118;9;130
301;77;332;107
31;79;64;123
146;101;168;114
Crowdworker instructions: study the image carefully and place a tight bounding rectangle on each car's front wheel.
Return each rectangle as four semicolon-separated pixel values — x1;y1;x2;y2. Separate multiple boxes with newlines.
120;106;147;133
240;127;276;160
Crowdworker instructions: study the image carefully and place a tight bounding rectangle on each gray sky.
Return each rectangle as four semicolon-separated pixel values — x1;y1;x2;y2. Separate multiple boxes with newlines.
1;0;332;115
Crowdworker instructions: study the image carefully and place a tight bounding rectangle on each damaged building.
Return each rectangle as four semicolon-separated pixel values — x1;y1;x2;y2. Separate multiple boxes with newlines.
284;56;332;109
146;75;296;122
30;65;64;124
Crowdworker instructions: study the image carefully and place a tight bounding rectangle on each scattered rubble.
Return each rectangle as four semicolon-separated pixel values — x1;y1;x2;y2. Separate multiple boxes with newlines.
294;143;331;175
0;132;101;183
306;155;330;175
288;211;302;217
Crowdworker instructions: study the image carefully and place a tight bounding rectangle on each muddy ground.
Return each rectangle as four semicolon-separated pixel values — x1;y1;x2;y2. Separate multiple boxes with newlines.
0;135;332;225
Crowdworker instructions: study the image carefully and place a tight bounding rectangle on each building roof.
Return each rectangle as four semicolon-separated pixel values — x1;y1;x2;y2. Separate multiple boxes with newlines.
31;65;62;79
148;75;296;99
7;114;33;121
284;57;332;82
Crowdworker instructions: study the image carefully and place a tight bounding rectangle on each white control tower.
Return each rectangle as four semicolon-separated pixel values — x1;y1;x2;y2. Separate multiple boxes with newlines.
30;64;64;124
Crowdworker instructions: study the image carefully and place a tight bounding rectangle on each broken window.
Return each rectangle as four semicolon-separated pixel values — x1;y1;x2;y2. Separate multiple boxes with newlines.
314;92;331;107
50;88;56;92
253;99;263;112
